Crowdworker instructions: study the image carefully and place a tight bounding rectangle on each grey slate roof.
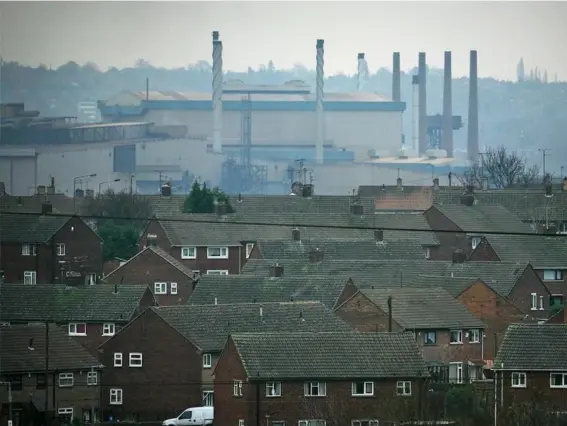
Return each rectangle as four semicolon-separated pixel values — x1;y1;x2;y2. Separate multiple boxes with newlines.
231;331;430;379
484;234;567;269
0;284;153;322
189;275;351;309
0;194;76;214
0;212;71;243
0;323;102;373
358;287;485;329
153;301;352;352
494;324;567;371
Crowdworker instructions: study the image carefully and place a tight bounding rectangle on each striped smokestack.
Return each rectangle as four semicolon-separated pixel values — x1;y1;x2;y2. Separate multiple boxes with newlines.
212;31;223;154
315;39;325;165
442;51;453;157
412;75;419;154
392;52;401;102
418;52;427;156
467;50;479;162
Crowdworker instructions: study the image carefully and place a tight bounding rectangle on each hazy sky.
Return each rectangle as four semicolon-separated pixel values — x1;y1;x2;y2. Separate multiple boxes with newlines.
1;1;566;81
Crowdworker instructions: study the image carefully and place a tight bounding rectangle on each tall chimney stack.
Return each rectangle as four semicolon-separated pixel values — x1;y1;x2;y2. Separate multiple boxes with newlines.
418;52;427;156
467;50;479;163
442;51;453;157
392;52;401;102
212;31;223;154
412;75;419;154
315;39;325;165
357;53;366;92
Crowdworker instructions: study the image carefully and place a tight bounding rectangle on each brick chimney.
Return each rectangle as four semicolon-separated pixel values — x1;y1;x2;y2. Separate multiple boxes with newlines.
269;263;284;278
309;248;324;263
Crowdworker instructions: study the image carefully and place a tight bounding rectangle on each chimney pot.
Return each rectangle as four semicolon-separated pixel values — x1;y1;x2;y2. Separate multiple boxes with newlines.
269;264;284;278
308;248;324;264
433;177;440;189
292;228;301;241
396;177;403;189
375;229;384;242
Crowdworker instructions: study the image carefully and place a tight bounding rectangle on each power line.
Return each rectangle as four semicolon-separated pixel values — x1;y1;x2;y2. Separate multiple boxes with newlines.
1;210;564;238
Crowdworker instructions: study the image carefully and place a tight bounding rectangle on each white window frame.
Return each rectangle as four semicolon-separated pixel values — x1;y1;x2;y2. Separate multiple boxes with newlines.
114;352;123;367
266;382;282;397
559;222;567;234
233;380;243;397
550;373;567;388
170;282;178;295
23;270;36;285
56;243;66;256
207;246;229;259
181;246;196;259
102;323;115;336
68;323;87;336
154;282;167;294
450;362;464;384
21;243;37;256
352;421;379;426
57;408;73;417
543;270;564;281
202;391;214;407
85;273;97;285
58;372;74;388
424;331;436;345
298;421;326;426
109;388;123;405
129;352;143;367
206;270;229;275
531;293;537;310
87;371;98;386
469;329;480;344
511;372;527;388
471;237;481;250
304;382;326;397
238;421;244;426
396;380;412;396
424;247;431;259
203;353;212;368
449;330;463;344
539;295;545;310
245;243;255;259
352;381;374;396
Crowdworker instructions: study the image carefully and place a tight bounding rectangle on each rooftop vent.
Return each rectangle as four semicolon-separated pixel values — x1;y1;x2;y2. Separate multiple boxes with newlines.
292;228;301;241
309;248;324;264
269;263;284;278
452;249;467;264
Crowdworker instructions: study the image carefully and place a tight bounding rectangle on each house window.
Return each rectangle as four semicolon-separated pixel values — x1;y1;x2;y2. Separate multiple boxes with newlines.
266;382;282;397
246;243;255;259
511;372;527;388
68;323;87;336
471;237;481;250
531;293;537;310
87;371;98;386
58;373;74;387
304;382;326;397
449;362;464;384
206;270;229;275
129;352;143;367
56;243;66;256
539;296;545;310
23;270;36;285
271;422;286;426
36;375;46;389
110;389;123;405
352;381;374;396
171;282;178;295
543;270;564;281
21;243;37;256
233;380;243;397
396;381;412;396
550;295;564;309
203;353;212;368
202;391;214;407
469;329;481;344
559;222;567;234
85;273;96;285
154;282;167;294
550;373;567;388
114;352;123;367
58;408;73;422
103;323;115;336
207;246;229;259
449;330;463;344
6;375;23;391
424;331;436;345
239;421;244;426
181;246;196;259
352;421;379;426
298;422;326;426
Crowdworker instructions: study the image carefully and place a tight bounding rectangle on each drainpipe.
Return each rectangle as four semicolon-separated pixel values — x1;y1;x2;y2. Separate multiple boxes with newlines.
256;375;261;426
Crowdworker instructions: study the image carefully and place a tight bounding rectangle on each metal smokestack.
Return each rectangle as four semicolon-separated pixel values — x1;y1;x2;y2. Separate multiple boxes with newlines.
418;52;427;156
467;50;479;162
392;52;401;102
212;31;223;154
357;53;366;91
315;39;325;165
412;75;419;154
442;51;453;157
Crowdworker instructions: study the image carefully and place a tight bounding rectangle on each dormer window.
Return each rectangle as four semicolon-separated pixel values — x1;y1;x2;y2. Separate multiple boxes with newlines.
471;237;481;250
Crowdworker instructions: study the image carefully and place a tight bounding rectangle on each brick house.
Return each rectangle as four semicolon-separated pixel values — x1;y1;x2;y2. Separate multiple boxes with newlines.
336;287;485;382
0;284;157;355
213;331;430;426
103;246;196;305
494;324;567;417
0;324;103;426
188;273;358;310
98;302;351;419
0;212;103;285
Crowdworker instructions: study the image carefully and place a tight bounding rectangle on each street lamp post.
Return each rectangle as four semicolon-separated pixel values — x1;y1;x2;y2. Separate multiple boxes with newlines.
99;178;121;195
130;174;135;195
73;174;97;211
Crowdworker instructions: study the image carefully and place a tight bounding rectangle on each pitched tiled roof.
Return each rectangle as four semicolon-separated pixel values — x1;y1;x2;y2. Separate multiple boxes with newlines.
0;323;102;373
0;194;77;214
189;275;351;309
153;301;352;352
105;246;193;279
0;284;153;322
494;324;567;370
483;234;567;269
0;212;71;243
358;287;485;329
231;331;430;379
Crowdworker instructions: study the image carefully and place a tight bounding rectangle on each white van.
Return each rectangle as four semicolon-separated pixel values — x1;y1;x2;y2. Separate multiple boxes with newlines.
162;407;214;426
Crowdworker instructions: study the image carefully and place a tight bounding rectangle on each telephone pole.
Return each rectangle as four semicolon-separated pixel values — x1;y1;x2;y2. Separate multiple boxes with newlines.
539;148;551;181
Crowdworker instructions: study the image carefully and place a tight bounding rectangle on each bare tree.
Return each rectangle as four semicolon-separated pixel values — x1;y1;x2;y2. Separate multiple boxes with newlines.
455;161;483;188
302;394;352;426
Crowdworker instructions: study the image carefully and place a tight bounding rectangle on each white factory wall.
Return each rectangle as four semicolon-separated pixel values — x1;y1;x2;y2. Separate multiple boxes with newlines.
0;156;37;195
